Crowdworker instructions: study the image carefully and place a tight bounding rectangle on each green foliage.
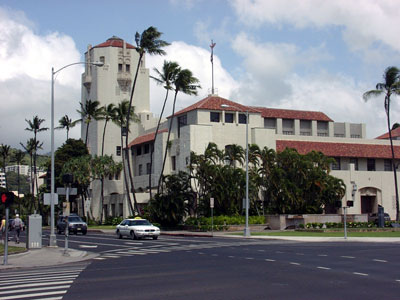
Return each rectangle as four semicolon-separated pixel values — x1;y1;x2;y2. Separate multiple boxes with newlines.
104;216;123;226
305;222;382;229
184;215;265;231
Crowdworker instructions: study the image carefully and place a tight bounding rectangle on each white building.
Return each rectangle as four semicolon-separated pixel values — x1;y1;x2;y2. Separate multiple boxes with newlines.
5;165;31;177
0;171;6;189
82;37;400;221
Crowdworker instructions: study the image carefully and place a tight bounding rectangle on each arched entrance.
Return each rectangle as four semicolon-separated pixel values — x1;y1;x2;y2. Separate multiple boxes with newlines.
359;187;381;214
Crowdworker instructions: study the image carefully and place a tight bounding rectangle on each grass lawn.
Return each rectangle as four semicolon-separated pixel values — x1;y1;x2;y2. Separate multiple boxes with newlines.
0;244;27;256
246;231;400;237
88;225;115;230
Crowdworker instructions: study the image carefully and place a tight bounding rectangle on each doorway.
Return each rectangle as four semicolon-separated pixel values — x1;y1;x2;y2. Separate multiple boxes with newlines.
361;196;375;213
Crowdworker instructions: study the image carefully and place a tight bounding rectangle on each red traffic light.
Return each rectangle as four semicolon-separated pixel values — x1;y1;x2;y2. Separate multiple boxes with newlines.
0;192;14;207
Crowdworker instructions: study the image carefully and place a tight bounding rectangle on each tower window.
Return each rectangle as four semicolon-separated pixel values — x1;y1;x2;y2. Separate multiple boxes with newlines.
126;64;130;72
118;64;123;72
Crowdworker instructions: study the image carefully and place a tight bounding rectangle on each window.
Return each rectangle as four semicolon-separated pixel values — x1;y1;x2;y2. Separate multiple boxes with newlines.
138;164;143;176
264;118;276;129
367;159;376;171
99;56;105;63
116;146;121;156
171;156;176;171
332;157;341;170
137;146;142;156
146;163;151;175
225;113;234;123
238;113;247;124
282;119;294;135
349;158;359;171
115;171;120;180
118;63;123;72
384;159;393;171
210;112;220;122
126;64;130;72
144;144;150;154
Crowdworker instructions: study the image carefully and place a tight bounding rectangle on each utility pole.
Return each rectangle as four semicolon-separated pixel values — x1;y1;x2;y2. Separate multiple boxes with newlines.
210;40;216;95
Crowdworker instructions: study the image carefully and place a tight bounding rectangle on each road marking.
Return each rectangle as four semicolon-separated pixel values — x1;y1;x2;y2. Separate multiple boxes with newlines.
211;254;218;257
257;250;265;252
396;280;400;283
317;266;331;270
245;257;254;260
228;256;235;258
373;259;387;263
198;252;204;255
341;256;355;259
318;254;328;257
276;251;284;254
101;255;121;258
265;259;275;262
79;245;98;248
296;253;304;256
290;262;300;265
0;281;73;290
124;242;143;245
0;290;67;299
0;285;71;295
353;272;368;276
93;257;106;260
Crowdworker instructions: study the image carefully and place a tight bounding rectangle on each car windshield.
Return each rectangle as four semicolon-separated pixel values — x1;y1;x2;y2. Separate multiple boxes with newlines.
129;220;151;226
68;216;83;222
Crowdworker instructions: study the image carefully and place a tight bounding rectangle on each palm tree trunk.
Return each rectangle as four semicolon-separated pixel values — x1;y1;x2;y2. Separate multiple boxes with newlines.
121;132;135;216
85;122;90;147
158;90;178;193
125;54;144;216
149;89;170;200
101;120;108;156
386;98;399;221
100;177;104;223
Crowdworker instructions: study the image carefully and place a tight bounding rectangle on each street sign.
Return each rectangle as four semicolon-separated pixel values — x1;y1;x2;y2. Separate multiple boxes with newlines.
56;188;77;195
44;193;58;205
210;198;214;208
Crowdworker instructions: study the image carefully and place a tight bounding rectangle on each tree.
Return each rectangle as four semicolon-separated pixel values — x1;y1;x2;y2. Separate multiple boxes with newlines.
0;144;11;190
158;68;200;192
363;66;400;221
149;61;180;200
56;115;77;141
112;100;140;216
76;99;103;146
99;104;116;156
20;139;35;208
125;26;169;213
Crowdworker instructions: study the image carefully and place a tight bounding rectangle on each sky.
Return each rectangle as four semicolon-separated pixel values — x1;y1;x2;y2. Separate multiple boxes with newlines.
1;0;400;154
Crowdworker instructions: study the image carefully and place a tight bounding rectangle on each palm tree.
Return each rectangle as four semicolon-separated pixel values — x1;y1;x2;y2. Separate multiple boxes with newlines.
0;144;10;191
113;100;140;216
363;66;400;221
125;26;169;210
13;150;25;213
56;115;77;141
99;104;117;156
148;60;180;200
158;68;200;192
76;99;103;147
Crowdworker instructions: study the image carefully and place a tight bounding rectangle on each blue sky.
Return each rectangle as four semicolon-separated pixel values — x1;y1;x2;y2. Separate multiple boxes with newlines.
1;0;400;152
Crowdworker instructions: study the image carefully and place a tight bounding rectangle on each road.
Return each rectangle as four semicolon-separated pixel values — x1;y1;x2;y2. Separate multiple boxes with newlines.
3;231;400;299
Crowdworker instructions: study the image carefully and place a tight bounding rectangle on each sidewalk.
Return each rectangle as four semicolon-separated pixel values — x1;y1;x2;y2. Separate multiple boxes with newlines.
1;230;400;270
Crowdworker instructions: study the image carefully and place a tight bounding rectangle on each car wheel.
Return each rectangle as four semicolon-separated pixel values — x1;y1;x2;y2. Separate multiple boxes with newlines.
130;230;137;240
117;230;122;239
152;236;158;240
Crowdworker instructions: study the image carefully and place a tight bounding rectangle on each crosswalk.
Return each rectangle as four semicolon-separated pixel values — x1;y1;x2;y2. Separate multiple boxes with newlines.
96;240;267;260
0;263;88;300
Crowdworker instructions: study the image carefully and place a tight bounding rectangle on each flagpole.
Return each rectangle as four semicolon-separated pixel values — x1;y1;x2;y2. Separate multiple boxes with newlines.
210;40;216;95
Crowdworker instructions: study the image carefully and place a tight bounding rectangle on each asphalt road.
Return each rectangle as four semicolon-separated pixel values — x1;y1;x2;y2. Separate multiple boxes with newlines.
7;231;400;299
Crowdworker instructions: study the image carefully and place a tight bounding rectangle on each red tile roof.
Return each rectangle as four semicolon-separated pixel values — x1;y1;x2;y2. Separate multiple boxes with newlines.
127;129;168;148
376;127;400;140
94;36;135;49
276;140;400;159
170;95;259;118
253;107;333;122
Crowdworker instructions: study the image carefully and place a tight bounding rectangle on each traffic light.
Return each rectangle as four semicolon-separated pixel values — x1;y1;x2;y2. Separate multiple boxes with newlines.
346;201;354;207
0;192;14;207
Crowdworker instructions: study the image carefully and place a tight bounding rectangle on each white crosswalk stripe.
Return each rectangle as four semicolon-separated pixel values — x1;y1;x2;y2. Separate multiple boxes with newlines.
0;263;88;300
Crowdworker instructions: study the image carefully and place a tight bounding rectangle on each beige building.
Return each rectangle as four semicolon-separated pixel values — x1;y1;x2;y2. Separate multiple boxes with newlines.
82;37;400;221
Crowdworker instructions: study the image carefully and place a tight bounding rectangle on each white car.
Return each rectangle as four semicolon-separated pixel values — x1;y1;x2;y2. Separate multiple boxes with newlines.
116;218;160;240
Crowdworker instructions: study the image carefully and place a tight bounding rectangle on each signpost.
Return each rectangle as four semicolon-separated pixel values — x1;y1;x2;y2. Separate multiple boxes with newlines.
1;192;14;265
210;198;214;236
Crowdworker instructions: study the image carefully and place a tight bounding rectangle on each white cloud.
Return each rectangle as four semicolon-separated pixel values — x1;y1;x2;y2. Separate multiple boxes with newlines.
147;41;238;115
0;7;82;153
231;0;400;53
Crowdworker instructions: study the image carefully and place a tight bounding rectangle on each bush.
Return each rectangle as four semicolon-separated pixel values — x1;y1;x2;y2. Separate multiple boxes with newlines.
104;216;123;226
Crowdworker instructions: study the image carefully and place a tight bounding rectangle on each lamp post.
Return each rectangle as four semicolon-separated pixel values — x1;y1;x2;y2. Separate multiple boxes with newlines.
49;61;103;247
221;104;250;237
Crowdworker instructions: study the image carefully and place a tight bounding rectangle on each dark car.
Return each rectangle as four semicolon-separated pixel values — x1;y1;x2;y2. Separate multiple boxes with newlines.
57;214;87;235
368;212;391;224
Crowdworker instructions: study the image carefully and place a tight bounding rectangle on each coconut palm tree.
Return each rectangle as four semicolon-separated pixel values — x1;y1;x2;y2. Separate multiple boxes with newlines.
20;139;36;211
363;66;400;221
113;100;140;216
99;104;117;156
76;99;103;147
148;61;180;200
56;115;77;141
13;150;25;213
125;26;169;208
0;144;10;191
158;68;200;192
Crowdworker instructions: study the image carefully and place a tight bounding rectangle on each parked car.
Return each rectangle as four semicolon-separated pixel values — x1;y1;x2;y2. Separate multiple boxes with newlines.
368;212;391;224
116;218;160;240
57;214;87;235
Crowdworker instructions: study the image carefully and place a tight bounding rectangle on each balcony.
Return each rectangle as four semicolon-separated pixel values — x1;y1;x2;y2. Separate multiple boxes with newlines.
82;74;92;91
117;72;132;91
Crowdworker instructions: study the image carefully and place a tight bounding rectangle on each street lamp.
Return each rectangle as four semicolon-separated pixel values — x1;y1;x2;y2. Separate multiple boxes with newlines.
221;104;251;237
49;61;103;247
